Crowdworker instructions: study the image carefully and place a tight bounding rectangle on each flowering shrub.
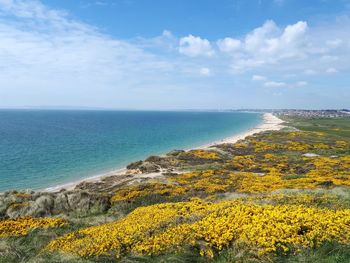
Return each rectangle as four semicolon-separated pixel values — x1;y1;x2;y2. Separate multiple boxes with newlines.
111;183;186;202
45;199;223;258
111;153;350;202
46;199;350;258
0;217;66;237
179;150;221;160
136;203;350;256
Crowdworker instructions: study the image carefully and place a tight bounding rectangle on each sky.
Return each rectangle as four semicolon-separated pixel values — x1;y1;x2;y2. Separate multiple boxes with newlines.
0;0;349;109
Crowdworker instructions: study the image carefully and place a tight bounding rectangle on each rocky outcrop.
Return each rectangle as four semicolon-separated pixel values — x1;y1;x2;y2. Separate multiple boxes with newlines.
126;160;161;173
126;160;143;170
139;162;160;173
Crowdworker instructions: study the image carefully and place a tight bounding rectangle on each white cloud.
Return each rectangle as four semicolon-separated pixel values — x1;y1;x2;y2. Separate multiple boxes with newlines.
162;30;172;38
217;37;241;53
179;35;214;57
226;20;308;73
244;20;279;53
199;67;211;76
264;81;287;88
0;0;177;107
263;80;307;88
252;75;267;81
326;67;338;74
282;21;307;44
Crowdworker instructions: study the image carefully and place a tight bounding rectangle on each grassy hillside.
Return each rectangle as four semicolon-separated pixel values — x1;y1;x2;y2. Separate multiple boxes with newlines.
0;116;350;263
280;116;350;139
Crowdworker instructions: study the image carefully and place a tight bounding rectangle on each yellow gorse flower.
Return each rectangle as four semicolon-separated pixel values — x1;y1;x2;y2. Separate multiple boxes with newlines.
46;198;350;258
0;217;66;237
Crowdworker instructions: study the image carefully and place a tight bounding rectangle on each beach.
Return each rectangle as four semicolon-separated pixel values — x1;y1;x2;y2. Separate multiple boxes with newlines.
196;112;285;148
46;112;284;192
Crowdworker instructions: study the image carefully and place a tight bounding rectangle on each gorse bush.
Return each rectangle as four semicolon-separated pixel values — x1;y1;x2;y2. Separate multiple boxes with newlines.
0;217;66;237
46;198;350;258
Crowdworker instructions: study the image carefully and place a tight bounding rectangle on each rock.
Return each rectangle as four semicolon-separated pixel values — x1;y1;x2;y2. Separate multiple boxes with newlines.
302;153;320;157
145;155;163;162
138;162;160;173
126;160;143;170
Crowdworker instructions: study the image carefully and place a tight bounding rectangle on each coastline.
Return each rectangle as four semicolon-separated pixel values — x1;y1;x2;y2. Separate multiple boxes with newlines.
196;112;284;149
45;112;285;192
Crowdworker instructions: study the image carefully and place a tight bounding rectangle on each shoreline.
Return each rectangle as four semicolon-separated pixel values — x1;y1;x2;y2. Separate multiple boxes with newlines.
45;112;285;192
196;112;284;149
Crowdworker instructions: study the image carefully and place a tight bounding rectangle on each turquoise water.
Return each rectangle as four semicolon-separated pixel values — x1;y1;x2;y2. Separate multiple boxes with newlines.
0;110;262;192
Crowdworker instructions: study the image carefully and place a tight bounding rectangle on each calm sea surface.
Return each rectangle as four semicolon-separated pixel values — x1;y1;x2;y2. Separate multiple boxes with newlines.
0;110;262;191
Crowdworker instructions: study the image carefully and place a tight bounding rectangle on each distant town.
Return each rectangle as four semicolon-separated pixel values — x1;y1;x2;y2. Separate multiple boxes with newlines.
238;109;350;119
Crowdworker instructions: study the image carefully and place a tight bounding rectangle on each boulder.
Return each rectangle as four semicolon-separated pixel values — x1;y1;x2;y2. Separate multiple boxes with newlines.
302;153;320;157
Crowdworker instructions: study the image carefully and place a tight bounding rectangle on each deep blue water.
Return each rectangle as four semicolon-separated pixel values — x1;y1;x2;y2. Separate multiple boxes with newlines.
0;110;262;191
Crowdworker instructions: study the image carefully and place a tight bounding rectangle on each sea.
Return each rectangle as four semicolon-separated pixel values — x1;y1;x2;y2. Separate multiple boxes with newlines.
0;110;262;192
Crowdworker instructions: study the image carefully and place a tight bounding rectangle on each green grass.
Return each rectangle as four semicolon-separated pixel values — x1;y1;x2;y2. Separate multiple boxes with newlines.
0;222;97;263
274;242;350;263
281;117;350;139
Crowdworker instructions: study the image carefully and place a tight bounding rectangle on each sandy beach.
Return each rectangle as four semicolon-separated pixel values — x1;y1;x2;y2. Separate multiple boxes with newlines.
200;112;285;147
45;112;285;192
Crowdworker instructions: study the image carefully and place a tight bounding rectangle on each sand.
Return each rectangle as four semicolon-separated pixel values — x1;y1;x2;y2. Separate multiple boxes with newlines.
197;112;285;148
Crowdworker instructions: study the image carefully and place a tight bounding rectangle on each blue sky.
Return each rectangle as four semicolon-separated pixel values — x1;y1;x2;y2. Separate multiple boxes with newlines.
0;0;349;109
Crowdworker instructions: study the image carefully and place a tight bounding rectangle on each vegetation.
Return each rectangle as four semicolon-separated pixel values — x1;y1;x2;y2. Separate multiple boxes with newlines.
45;197;350;258
0;115;349;262
0;217;66;237
280;116;350;139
